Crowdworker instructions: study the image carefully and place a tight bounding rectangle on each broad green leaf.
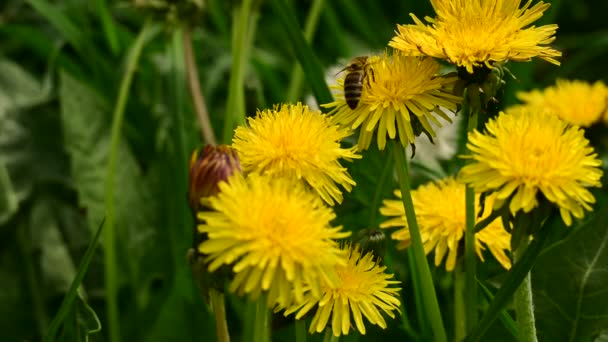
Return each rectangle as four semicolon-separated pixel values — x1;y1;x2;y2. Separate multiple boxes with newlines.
0;59;49;116
58;71;162;307
533;195;608;342
0;59;68;226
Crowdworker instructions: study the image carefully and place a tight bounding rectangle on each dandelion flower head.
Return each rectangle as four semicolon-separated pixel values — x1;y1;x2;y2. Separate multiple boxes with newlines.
389;0;561;73
284;245;401;336
516;79;608;127
380;177;511;271
459;108;603;226
323;52;461;151
232;102;360;206
198;173;350;307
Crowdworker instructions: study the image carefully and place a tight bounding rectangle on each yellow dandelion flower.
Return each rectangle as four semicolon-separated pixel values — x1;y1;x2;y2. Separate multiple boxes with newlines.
459;108;603;226
232;102;360;205
516;79;608;127
389;0;561;73
323;52;461;151
198;173;350;307
284;245;401;337
380;177;511;271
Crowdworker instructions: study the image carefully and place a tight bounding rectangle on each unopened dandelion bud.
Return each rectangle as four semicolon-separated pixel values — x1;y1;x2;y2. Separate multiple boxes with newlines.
188;145;240;300
188;144;241;212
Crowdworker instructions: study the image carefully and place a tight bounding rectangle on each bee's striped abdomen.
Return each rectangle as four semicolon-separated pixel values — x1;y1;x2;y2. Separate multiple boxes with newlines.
344;71;365;109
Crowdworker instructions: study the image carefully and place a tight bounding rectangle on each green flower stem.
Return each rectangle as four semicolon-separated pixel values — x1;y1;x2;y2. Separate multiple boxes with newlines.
183;27;217;145
514;238;538;342
253;296;270;342
454;263;466;342
222;0;256;143
464;101;479;333
209;289;231;342
466;227;550;342
104;21;159;342
407;248;430;337
392;141;447;342
295;319;307;342
285;0;325;102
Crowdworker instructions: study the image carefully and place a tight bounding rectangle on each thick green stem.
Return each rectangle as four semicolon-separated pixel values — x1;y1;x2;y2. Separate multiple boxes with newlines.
514;238;538;342
454;263;466;342
253;296;270;342
464;185;477;332
464;99;479;333
209;289;231;342
466;228;549;342
392;141;447;342
407;248;430;337
285;0;324;102
104;21;159;342
222;0;255;143
295;319;307;342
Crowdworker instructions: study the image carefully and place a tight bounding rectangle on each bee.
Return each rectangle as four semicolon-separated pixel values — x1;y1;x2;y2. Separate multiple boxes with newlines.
339;56;375;109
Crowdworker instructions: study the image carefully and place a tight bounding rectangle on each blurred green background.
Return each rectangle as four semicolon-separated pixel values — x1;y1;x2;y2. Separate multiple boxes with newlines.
1;0;608;341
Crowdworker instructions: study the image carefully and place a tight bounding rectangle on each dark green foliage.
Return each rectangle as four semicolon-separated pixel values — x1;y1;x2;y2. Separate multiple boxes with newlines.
533;193;608;342
2;0;608;341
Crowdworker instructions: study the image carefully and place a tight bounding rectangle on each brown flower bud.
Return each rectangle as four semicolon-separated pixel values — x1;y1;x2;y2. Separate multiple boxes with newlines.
188;144;241;212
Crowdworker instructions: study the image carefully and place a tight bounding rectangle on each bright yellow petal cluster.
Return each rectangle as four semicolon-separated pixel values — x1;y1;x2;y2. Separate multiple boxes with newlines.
380;177;511;271
389;0;561;73
459;108;603;226
198;173;350;308
284;245;401;337
516;79;608;127
232;102;360;206
323;52;461;150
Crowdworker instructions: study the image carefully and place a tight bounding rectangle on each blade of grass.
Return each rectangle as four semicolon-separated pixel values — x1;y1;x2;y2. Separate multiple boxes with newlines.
25;0;85;53
285;0;325;102
44;218;106;341
0;25;83;76
268;0;333;108
95;0;120;55
334;0;379;46
104;21;161;342
478;280;518;338
320;3;351;58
